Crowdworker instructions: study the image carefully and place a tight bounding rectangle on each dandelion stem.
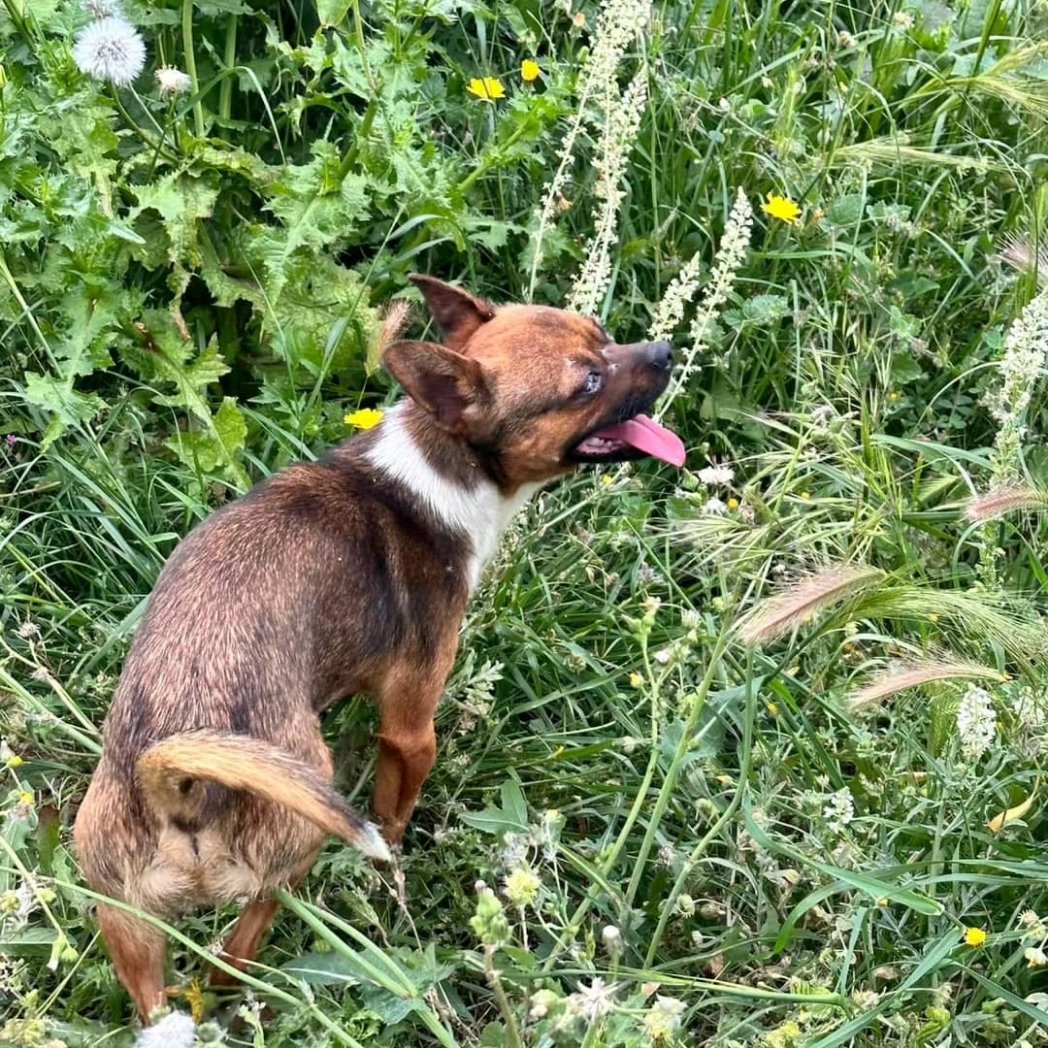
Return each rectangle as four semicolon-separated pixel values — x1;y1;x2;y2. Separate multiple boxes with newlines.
219;13;237;123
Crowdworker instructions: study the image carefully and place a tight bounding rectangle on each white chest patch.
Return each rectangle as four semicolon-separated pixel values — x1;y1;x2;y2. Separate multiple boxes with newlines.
366;407;541;591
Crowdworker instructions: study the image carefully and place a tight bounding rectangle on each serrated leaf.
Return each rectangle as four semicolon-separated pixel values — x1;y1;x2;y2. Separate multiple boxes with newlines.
24;372;103;447
131;172;219;270
166;397;247;485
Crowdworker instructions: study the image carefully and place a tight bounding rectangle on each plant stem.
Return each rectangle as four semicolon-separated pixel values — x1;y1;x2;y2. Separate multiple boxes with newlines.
219;13;237;123
183;0;205;137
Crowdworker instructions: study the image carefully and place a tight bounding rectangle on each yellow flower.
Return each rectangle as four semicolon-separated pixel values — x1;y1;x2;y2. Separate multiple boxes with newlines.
467;77;505;102
629;672;644;688
344;408;384;430
963;926;987;947
521;59;541;82
6;754;23;769
762;193;802;226
503;866;542;907
727;497;739;510
19;791;33;807
928;613;939;623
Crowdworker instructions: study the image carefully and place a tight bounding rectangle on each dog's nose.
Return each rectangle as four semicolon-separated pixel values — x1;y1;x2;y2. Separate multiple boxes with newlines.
646;340;673;370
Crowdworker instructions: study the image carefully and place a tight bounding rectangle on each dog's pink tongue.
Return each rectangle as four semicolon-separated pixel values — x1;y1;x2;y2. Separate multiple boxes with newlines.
598;414;686;467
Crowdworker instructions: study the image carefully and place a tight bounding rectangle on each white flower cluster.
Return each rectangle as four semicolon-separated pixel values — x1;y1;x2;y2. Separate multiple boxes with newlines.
568;69;648;314
987;284;1048;480
649;248;705;342
821;787;854;834
532;0;650;293
564;976;617;1022
72;7;146;87
956;684;997;760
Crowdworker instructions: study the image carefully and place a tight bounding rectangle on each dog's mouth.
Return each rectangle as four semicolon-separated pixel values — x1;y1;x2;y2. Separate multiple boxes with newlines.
569;413;686;466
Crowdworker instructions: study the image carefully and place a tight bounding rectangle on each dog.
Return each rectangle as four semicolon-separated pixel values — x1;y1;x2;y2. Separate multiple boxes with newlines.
73;275;685;1022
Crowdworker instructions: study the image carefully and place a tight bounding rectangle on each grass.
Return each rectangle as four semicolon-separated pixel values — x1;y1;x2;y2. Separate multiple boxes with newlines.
3;0;1048;1045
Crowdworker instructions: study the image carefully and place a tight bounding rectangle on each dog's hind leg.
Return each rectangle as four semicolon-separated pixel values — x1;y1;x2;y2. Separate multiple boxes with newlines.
210;851;318;989
373;663;449;846
97;903;167;1022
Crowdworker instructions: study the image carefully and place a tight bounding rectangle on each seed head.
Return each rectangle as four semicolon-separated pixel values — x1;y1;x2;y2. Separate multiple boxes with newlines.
73;16;146;86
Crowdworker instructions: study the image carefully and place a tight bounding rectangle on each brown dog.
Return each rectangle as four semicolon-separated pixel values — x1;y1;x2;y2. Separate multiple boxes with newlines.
73;276;685;1022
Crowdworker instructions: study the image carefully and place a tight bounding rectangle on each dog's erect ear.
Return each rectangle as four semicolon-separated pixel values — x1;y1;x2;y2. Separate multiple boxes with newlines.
409;275;495;351
383;339;490;433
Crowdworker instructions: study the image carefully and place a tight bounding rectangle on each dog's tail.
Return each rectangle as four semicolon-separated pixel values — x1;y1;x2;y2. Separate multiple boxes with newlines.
135;730;391;862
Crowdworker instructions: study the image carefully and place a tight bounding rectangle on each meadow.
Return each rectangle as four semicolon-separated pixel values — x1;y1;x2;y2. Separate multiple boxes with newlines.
2;0;1048;1044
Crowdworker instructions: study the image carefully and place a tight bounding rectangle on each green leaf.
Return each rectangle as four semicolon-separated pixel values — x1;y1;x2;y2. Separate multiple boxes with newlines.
315;0;352;25
459;779;529;836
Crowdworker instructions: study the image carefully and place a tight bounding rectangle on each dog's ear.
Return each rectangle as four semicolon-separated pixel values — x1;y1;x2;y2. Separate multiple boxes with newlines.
409;275;495;351
383;339;491;433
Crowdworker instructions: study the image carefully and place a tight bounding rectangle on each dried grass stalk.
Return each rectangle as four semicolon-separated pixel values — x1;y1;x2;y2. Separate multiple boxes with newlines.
735;564;884;647
848;660;1006;711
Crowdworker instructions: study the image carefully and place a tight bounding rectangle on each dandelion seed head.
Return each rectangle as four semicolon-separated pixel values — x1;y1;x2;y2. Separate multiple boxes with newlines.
134;1011;196;1048
72;16;146;86
155;66;191;96
701;496;727;516
643;995;686;1041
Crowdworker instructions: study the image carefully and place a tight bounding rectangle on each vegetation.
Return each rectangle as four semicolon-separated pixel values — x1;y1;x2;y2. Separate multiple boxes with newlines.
2;0;1048;1044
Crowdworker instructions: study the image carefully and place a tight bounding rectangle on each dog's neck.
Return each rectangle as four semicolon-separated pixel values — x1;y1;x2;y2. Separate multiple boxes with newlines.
364;402;541;591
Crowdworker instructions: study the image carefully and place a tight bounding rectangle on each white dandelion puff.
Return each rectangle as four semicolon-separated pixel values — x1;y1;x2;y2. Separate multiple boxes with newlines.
155;65;191;97
956;684;997;760
701;496;727;516
134;1011;196;1048
643;995;687;1041
73;16;146;87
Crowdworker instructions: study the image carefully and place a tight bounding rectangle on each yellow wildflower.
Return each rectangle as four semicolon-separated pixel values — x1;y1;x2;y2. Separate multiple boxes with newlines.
467;77;505;102
521;59;541;82
344;408;384;430
762;193;802;226
19;791;33;807
503;867;542;907
963;926;987;947
629;672;644;688
6;754;23;769
928;613;939;623
727;497;739;510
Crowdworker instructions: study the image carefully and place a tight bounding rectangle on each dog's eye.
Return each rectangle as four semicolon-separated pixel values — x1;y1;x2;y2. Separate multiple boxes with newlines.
580;369;603;396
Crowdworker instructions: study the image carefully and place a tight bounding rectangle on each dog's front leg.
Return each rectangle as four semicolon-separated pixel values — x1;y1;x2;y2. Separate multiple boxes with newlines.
373;659;452;846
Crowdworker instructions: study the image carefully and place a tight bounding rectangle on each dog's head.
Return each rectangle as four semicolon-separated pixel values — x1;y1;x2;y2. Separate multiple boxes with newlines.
382;275;685;487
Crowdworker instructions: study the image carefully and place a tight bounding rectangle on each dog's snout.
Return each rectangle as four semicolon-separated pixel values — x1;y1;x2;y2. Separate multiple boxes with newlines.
646;340;673;371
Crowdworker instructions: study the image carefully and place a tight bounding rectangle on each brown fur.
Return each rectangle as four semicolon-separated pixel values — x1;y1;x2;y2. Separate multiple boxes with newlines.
74;275;675;1023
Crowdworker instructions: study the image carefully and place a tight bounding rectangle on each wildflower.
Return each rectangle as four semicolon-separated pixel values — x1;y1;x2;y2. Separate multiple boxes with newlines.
467;77;505;102
956;684;996;759
736;564;884;646
72;16;146;86
155;65;191;97
1026;947;1048;968
503;866;541;907
529;989;560;1020
664;188;753;402
761;193;802;226
822;788;855;833
643;995;686;1042
521;59;541;82
702;497;727;516
565;977;617;1022
568;69;648;314
963;926;987;947
698;464;735;486
344;408;384;430
892;10;915;29
601;924;622;952
134;1011;196;1048
16;620;40;640
4;434;16;446
573;11;586;27
629;671;644;688
18;791;32;807
838;30;856;48
986;282;1048;481
726;497;739;510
